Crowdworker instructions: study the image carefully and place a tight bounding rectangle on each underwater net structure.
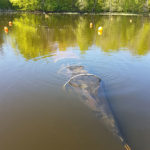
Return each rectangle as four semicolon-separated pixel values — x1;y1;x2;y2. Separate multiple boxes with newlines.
62;65;131;150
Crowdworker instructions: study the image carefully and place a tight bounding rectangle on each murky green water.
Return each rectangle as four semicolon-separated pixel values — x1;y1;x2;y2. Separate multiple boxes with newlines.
0;13;150;150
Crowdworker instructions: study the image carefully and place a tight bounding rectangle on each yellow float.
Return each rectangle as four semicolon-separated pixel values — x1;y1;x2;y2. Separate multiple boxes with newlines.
90;22;93;28
9;21;12;26
98;26;103;35
98;26;103;32
130;19;132;23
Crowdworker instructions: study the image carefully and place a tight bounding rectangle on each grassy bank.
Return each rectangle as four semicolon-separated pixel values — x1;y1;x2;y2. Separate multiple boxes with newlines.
0;11;150;17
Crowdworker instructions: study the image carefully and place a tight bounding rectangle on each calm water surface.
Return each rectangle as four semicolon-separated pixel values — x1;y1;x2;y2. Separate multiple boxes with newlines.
0;13;150;150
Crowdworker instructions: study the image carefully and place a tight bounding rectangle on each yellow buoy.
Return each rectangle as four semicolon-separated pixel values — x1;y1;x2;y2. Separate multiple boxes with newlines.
98;26;103;32
90;22;93;28
130;19;132;23
4;26;8;33
9;21;12;26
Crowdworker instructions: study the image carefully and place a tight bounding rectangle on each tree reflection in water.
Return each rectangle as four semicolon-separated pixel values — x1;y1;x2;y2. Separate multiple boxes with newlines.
1;14;150;60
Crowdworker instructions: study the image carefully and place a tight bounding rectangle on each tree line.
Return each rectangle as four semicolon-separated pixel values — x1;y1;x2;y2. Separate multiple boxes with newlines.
0;0;149;13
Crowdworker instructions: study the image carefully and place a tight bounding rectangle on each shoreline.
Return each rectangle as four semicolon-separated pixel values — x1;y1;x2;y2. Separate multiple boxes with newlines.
0;10;150;16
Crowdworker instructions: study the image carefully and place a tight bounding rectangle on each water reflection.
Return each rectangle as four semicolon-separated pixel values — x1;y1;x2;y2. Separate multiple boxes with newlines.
0;14;150;150
1;14;150;60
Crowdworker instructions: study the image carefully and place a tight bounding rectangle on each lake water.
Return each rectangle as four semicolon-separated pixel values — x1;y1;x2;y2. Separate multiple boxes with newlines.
0;13;150;150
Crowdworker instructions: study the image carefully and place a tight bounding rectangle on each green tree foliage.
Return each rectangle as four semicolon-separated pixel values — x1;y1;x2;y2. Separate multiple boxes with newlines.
42;0;77;11
9;0;150;12
0;0;12;9
9;0;39;10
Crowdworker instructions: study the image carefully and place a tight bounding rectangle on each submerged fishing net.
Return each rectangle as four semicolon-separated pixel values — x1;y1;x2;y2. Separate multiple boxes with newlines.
65;74;101;95
63;65;101;95
66;65;87;76
62;65;132;150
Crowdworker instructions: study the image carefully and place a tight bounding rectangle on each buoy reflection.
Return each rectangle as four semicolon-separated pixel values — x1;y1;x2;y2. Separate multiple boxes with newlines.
98;31;103;36
4;26;8;33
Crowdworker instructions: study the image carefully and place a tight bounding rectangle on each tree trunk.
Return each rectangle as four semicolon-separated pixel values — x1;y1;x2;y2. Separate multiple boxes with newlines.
109;0;112;12
92;0;97;12
42;0;45;12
